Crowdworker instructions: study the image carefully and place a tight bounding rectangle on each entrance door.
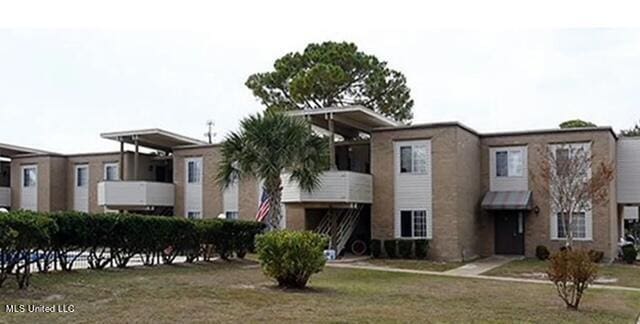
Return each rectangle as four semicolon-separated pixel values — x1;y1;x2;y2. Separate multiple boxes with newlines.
494;212;524;255
74;164;89;212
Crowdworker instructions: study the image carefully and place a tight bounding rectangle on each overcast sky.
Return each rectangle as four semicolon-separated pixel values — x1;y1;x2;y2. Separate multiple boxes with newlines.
1;1;640;153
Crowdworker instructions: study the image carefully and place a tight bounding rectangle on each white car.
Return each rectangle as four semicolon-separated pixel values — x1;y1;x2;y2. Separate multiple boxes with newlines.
0;208;8;213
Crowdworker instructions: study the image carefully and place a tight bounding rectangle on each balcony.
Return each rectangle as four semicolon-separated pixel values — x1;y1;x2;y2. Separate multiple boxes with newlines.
282;171;372;204
0;187;10;208
98;181;175;208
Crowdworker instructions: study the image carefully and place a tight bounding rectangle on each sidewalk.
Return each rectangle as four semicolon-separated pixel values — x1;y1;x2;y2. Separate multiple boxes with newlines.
327;261;640;293
443;255;521;276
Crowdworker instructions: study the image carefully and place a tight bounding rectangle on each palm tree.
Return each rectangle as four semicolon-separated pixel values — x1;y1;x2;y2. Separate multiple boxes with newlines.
217;111;328;229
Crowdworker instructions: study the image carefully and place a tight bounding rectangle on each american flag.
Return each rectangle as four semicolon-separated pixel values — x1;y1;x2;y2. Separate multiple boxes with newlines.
255;188;270;222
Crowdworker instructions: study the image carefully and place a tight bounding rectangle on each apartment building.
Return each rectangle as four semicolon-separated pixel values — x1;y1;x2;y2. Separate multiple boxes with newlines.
1;106;639;261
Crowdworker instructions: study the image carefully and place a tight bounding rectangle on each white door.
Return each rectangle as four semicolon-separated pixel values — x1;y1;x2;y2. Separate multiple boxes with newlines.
20;165;38;211
184;157;203;218
74;164;89;212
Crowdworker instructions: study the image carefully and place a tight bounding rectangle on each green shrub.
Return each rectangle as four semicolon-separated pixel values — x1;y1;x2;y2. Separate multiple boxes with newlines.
547;249;598;310
398;240;413;259
0;211;57;289
232;220;265;258
535;245;550;260
85;213;119;269
0;211;263;289
383;240;397;258
256;230;328;288
49;211;91;271
587;249;604;263
621;245;637;264
414;240;429;259
370;239;382;258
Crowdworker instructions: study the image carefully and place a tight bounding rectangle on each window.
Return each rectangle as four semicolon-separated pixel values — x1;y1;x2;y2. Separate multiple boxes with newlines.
556;212;587;239
187;211;202;220
495;150;523;177
187;160;201;184
399;145;427;174
76;166;88;187
555;148;570;177
225;211;239;220
104;163;119;181
400;210;427;238
23;167;36;187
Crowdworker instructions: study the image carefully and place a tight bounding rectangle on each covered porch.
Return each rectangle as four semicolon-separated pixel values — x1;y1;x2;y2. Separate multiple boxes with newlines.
283;106;400;256
98;128;205;213
481;190;534;255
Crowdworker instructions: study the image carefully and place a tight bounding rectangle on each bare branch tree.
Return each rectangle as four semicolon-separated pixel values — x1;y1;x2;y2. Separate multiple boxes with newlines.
533;143;614;248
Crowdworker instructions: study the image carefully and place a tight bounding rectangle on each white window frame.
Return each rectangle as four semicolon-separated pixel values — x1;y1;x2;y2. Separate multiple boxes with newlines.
76;164;89;187
551;210;592;241
23;166;37;187
187;160;202;184
187;211;202;220
495;149;524;178
399;209;428;239
399;144;428;174
225;211;239;220
104;162;119;181
548;142;593;241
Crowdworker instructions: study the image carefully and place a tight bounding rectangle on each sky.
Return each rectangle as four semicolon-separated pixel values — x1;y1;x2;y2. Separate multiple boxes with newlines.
1;1;640;154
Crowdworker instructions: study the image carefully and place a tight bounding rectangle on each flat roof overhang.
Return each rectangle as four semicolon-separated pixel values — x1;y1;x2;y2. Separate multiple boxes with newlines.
287;105;402;137
100;128;207;151
0;142;55;158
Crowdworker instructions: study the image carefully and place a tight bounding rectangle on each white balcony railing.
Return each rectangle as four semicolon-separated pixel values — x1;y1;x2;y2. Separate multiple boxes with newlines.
98;181;175;208
281;171;372;204
0;187;10;208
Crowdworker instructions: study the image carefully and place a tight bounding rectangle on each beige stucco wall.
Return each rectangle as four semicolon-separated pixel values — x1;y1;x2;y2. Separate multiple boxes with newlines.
480;130;618;260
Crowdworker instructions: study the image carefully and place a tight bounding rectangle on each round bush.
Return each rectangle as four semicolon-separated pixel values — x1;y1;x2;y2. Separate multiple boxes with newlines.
256;230;328;289
621;244;637;264
535;245;550;260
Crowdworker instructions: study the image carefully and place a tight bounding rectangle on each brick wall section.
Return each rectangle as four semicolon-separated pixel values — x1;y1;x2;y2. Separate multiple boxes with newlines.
238;176;259;221
480;130;618;260
10;155;68;212
285;204;306;230
66;153;120;213
371;125;483;261
454;129;483;260
173;145;223;219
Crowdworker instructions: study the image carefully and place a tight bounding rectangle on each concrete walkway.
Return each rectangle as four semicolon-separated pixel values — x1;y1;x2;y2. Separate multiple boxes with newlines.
443;255;522;276
327;261;640;293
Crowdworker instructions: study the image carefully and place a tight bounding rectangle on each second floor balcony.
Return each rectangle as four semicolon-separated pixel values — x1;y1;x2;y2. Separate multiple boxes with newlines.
281;170;372;204
97;181;175;209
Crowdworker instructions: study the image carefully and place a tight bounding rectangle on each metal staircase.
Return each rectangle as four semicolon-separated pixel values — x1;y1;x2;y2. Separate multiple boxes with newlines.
315;204;364;255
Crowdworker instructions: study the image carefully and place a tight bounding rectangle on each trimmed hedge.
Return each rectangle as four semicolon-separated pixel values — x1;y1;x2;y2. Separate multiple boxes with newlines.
0;211;265;289
383;240;397;258
398;240;413;259
414;240;429;259
370;239;382;258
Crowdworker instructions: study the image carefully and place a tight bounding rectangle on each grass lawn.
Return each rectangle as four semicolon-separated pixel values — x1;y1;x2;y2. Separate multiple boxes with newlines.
1;259;639;323
366;258;463;272
485;258;640;288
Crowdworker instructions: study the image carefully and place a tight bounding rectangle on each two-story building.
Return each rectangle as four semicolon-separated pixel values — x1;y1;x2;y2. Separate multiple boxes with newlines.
2;106;639;261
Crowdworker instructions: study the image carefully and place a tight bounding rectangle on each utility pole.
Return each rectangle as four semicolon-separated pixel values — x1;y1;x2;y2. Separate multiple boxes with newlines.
204;120;216;144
